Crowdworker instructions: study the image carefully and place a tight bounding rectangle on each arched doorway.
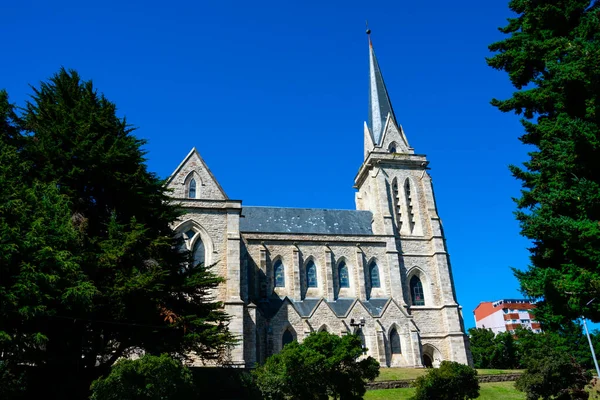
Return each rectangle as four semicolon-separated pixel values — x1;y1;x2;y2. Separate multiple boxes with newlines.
422;344;442;368
423;354;433;368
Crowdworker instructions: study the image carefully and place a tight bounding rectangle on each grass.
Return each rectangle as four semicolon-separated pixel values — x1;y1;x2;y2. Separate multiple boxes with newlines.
374;368;523;381
364;381;525;399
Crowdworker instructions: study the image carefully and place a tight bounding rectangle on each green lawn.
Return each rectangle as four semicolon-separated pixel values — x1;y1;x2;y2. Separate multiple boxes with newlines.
365;382;525;400
375;368;523;381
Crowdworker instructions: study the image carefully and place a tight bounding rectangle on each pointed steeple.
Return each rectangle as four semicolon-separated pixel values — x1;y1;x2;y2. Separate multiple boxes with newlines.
367;32;397;145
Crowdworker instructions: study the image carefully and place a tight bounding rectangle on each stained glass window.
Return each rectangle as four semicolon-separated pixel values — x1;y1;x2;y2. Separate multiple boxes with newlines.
307;261;317;288
390;328;401;354
193;238;205;267
410;276;425;306
189;178;197;198
370;263;380;288
185;229;196;240
339;262;349;288
274;260;285;287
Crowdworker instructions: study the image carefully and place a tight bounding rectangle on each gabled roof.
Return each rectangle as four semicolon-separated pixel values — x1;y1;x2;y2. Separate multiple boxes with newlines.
166;147;228;200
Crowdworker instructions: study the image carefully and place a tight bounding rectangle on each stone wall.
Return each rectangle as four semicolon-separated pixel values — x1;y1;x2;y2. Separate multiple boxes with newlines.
366;374;523;390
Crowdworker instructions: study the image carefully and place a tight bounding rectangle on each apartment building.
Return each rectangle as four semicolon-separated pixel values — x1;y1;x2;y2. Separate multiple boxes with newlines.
473;299;541;334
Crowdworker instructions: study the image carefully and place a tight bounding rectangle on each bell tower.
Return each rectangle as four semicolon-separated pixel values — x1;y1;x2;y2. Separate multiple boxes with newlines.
354;30;471;365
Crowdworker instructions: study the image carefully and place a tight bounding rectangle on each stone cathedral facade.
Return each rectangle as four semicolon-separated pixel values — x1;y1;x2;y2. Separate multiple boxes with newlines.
165;38;471;368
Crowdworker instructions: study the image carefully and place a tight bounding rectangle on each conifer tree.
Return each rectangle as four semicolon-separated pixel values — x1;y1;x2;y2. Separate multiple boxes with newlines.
0;70;235;398
488;1;600;325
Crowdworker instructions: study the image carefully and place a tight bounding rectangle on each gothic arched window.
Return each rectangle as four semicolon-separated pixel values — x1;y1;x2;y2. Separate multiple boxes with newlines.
192;237;205;267
274;260;285;287
410;276;425;306
338;262;349;288
306;261;317;288
188;178;197;199
390;328;401;354
370;262;380;288
282;329;294;348
357;328;366;353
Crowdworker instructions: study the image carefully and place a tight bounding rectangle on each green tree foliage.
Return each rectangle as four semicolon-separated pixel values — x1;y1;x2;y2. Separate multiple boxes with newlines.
0;70;235;398
411;360;480;400
516;346;590;400
487;0;600;325
469;323;600;370
468;328;519;368
253;331;380;400
89;354;195;400
0;361;27;400
517;322;600;370
468;328;496;368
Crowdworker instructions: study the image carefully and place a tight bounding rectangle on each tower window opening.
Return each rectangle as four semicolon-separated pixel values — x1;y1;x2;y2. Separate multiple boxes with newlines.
404;179;415;233
392;180;402;230
410;276;425;306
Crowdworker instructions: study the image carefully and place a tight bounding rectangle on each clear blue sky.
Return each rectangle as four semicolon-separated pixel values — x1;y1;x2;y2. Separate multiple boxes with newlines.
2;0;535;329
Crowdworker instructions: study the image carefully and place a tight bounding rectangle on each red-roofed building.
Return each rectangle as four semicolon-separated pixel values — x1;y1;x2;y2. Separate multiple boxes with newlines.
473;299;541;334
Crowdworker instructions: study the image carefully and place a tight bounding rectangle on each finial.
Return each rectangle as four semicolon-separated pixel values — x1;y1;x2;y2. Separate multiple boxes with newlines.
366;20;371;35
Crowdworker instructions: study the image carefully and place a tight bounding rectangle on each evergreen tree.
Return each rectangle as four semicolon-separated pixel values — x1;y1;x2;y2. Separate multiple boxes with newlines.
0;70;235;398
487;1;600;325
468;328;496;368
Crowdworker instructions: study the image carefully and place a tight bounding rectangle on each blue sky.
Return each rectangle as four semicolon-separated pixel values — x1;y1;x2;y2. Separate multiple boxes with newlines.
2;0;534;329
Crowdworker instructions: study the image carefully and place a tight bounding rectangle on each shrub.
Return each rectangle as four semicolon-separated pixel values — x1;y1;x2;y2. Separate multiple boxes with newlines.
515;348;590;400
0;362;26;399
89;354;195;400
253;331;379;400
411;361;479;400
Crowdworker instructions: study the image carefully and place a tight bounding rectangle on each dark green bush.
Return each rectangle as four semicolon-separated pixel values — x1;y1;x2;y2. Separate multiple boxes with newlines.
411;361;479;400
515;348;590;400
90;354;195;400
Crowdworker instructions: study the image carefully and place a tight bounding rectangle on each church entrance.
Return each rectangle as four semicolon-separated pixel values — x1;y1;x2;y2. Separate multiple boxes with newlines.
423;354;433;368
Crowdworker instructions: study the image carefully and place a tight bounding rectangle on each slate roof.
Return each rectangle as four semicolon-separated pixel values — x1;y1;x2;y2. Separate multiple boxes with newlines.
326;299;356;317
256;297;391;319
362;298;390;317
292;299;322;317
240;206;373;235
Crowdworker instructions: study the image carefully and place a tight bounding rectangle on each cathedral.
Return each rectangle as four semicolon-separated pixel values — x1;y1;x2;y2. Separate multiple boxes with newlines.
165;35;471;368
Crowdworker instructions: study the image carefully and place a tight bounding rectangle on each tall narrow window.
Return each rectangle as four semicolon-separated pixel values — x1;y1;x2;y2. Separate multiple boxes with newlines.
282;329;294;348
274;260;285;287
193;238;205;267
357;328;366;352
338;262;349;288
392;179;402;230
370;262;380;288
410;276;425;306
390;328;401;354
404;179;415;233
306;261;317;288
189;178;197;199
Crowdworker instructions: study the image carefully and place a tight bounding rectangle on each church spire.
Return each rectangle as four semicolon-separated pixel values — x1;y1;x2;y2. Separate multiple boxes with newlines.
367;30;397;145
